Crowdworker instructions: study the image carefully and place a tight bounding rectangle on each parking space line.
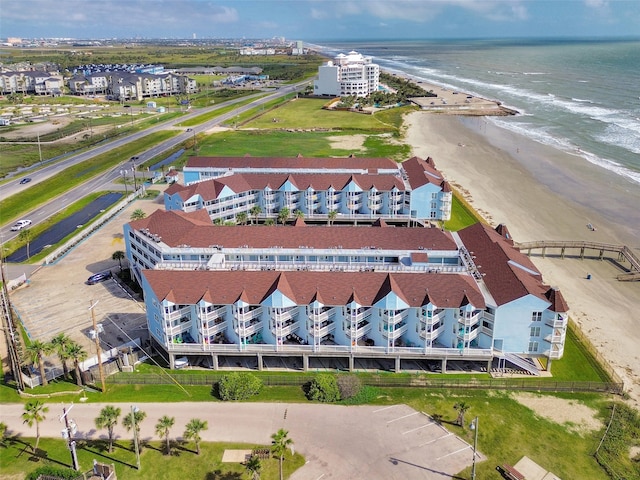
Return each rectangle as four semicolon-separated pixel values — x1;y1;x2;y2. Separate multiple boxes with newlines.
402;422;435;435
419;432;452;446
373;405;399;413
387;411;419;423
437;445;471;461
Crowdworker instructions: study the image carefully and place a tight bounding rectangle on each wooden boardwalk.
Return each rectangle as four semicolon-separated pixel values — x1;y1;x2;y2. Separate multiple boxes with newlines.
515;240;640;281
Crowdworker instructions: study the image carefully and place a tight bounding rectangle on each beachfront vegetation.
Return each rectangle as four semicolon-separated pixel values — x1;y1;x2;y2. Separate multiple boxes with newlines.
217;372;263;400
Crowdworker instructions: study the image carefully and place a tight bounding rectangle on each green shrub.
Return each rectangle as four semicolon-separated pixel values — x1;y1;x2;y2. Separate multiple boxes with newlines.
217;372;263;401
26;466;79;480
337;374;362;400
340;385;381;405
307;374;340;402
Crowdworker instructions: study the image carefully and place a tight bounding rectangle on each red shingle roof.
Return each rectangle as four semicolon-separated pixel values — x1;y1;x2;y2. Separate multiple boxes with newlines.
402;156;445;189
129;209;457;251
457;223;565;308
143;270;486;309
186;156;399;171
166;172;405;201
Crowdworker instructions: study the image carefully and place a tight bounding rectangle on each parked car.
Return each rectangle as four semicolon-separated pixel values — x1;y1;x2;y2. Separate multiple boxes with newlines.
86;271;112;285
19;177;32;184
10;219;32;231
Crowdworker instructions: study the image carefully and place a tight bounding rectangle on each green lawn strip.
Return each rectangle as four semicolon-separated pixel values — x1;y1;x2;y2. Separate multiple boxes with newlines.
551;325;614;382
0;130;178;225
176;92;268;127
445;194;481;231
0;436;304;480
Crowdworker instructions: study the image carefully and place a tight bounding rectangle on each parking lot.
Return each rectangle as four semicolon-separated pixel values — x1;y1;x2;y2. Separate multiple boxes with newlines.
9;194;164;361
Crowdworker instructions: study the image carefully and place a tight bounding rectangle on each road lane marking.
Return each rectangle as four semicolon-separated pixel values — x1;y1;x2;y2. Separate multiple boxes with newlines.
419;432;452;446
436;445;471;460
373;405;398;413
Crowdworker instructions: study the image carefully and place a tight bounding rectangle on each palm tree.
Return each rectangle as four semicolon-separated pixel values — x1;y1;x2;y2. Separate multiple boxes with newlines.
328;210;338;226
245;455;262;480
183;418;208;455
271;428;293;480
155;415;175;455
130;208;146;221
264;218;275;226
277;207;290;226
25;340;52;387
294;209;304;220
250;205;262;225
22;400;48;451
123;409;146;456
65;342;87;387
95;405;121;453
18;228;33;259
236;212;248;226
112;250;126;271
454;401;470;427
50;333;72;380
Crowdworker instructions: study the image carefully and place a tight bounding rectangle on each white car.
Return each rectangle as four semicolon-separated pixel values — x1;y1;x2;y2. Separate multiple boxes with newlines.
10;219;32;231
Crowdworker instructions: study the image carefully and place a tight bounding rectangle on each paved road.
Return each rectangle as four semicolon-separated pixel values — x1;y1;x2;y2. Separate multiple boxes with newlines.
0;402;479;479
1;82;307;243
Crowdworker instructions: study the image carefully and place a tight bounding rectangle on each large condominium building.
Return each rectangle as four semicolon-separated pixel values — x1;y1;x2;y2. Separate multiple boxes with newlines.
314;50;380;97
67;71;197;100
164;156;452;223
0;70;64;95
126;209;569;373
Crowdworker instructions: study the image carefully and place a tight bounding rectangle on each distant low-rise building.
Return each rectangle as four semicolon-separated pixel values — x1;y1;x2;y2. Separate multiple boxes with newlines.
314;50;380;97
0;71;64;96
67;71;197;100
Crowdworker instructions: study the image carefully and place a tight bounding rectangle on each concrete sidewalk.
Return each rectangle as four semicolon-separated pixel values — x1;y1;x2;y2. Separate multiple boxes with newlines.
0;401;478;479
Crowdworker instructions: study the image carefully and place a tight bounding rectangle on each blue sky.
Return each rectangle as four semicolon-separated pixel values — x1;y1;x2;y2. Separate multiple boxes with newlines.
2;0;639;40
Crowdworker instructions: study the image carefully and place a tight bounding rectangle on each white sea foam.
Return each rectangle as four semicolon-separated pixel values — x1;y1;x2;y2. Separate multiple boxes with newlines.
489;118;640;185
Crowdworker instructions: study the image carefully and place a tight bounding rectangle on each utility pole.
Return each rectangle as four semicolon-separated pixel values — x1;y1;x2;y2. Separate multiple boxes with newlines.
131;159;137;191
0;255;24;391
89;300;106;392
470;416;479;480
60;405;79;471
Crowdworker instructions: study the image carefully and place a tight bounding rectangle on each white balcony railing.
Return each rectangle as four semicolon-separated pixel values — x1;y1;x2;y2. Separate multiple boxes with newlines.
419;323;445;341
236;321;263;337
165;306;191;322
347;321;372;340
272;320;300;337
458;312;481;328
310;321;336;338
202;319;228;336
383;309;409;326
309;308;335;323
382;322;409;340
199;306;227;323
235;307;263;322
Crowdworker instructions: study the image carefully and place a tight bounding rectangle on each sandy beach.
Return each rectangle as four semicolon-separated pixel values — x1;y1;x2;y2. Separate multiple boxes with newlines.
404;111;640;407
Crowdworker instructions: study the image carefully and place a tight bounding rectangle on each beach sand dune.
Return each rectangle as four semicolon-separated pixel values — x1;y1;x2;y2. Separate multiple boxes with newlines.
405;111;640;407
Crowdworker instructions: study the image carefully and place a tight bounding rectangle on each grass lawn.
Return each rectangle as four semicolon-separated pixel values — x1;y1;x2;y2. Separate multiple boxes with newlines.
246;97;412;132
0;436;304;480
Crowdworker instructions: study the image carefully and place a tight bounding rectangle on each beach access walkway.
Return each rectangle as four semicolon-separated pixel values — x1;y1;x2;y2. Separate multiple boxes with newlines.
516;240;640;281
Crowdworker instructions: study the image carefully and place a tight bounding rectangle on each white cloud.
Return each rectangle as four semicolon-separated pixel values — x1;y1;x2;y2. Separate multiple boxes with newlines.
308;0;528;23
584;0;609;7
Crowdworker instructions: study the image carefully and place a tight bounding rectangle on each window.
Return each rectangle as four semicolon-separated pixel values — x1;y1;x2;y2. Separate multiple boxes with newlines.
530;326;541;337
532;311;542;322
528;341;539;353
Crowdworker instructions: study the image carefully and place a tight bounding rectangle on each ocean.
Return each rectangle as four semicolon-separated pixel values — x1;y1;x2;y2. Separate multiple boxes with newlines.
312;38;640;187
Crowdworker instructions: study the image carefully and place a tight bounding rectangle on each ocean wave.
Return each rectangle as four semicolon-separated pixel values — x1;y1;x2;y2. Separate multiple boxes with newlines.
571;98;594;103
489;118;640;185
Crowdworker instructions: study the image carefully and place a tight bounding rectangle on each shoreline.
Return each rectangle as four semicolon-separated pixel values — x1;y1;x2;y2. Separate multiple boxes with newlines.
404;111;640;407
